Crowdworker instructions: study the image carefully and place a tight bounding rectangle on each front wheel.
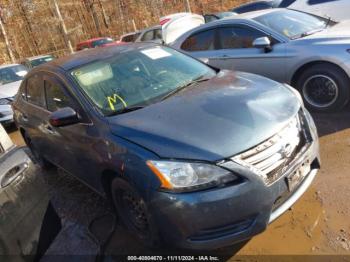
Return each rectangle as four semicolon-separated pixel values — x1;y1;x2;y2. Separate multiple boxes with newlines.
111;178;161;248
295;64;350;112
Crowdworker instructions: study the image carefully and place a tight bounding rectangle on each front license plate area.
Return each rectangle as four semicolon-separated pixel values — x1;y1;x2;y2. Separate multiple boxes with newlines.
286;160;311;192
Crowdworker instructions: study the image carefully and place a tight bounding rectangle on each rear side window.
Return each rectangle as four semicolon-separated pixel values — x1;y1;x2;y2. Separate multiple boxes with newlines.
218;26;266;49
45;80;73;112
26;74;45;107
122;34;137;42
181;29;216;51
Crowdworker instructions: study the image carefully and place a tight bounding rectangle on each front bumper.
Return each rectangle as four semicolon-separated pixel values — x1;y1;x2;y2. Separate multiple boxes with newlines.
149;139;320;250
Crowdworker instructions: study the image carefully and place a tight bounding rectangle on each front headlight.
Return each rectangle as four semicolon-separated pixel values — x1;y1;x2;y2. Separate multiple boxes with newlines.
147;160;238;192
284;84;304;107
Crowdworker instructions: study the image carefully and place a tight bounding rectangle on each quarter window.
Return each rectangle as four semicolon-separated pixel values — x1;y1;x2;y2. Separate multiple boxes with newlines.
218;26;266;49
45;80;73;112
141;30;155;41
26;74;45;107
181;29;216;51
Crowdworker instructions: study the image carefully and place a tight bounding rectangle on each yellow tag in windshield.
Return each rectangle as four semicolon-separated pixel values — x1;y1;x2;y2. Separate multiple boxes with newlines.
107;94;127;111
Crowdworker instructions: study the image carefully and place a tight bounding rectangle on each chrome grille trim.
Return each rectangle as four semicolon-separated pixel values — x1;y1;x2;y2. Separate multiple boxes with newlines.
232;115;303;185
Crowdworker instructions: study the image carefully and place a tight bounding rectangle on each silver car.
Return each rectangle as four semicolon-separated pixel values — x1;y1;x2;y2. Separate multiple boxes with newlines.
171;9;350;112
0;64;28;125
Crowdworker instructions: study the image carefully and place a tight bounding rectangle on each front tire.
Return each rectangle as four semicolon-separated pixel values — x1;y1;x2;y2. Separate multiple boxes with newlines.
111;178;161;248
295;64;350;112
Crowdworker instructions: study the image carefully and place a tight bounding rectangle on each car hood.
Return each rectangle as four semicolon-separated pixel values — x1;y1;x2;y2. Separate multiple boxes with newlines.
302;20;350;41
108;71;300;161
0;80;22;99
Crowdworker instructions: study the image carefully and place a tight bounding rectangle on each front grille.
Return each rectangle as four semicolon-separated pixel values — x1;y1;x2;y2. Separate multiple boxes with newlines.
232;113;308;185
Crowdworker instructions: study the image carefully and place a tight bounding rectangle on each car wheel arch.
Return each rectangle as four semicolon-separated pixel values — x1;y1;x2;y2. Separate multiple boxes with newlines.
101;169;123;202
291;60;348;87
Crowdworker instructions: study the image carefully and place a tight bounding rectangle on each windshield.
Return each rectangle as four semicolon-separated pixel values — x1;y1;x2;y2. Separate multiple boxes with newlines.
0;65;28;85
30;56;55;67
254;10;327;39
71;46;215;116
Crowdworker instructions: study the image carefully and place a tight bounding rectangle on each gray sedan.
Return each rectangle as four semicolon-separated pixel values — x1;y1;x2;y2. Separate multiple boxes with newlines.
171;9;350;112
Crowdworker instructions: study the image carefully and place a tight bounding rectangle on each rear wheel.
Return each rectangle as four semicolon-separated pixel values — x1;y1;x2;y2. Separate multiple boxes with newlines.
295;64;350;112
111;178;161;248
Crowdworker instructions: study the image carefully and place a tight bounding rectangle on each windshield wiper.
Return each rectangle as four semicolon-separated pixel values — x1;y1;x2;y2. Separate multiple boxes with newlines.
161;76;210;101
107;105;144;116
291;28;324;40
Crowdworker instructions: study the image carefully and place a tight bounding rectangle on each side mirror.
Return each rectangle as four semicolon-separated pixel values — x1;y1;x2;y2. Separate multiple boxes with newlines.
253;37;272;52
49;107;80;127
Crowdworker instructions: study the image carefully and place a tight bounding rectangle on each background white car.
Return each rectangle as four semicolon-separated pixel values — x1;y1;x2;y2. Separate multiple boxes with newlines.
0;64;28;125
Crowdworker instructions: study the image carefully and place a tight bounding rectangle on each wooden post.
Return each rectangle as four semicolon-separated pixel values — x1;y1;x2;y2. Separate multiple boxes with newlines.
185;0;191;13
132;19;137;32
0;17;15;63
52;0;74;54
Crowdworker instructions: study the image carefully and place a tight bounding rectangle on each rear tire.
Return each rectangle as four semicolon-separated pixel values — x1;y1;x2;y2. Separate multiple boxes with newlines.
295;64;350;112
111;178;161;248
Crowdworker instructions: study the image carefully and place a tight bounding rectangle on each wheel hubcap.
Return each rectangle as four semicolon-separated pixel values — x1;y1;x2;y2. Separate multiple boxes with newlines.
302;74;339;108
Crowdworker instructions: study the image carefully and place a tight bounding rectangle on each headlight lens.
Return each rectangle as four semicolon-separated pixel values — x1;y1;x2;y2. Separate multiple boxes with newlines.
284;84;304;107
147;160;238;192
0;98;10;105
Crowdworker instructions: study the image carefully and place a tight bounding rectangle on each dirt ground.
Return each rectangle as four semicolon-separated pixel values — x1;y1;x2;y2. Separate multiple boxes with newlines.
6;110;350;258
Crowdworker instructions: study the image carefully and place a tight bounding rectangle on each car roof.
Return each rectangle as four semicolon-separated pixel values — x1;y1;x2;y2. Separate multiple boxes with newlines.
43;43;158;71
0;63;22;69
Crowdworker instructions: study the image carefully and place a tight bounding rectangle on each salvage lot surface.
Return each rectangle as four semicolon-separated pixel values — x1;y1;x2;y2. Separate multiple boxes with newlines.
6;110;350;256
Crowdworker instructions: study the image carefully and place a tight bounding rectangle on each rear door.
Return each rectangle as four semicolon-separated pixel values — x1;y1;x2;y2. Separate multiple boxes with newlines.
19;73;51;157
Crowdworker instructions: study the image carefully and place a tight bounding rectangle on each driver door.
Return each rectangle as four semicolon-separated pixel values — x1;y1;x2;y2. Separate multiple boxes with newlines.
42;74;103;188
210;25;287;83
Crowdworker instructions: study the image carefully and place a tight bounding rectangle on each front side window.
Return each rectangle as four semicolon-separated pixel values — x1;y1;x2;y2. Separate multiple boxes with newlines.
218;26;266;49
27;74;45;107
181;29;216;51
71;46;216;116
45;80;73;112
254;10;327;39
0;65;28;85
